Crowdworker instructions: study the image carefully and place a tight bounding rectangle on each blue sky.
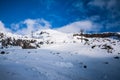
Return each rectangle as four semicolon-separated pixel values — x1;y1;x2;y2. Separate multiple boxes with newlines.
0;0;120;34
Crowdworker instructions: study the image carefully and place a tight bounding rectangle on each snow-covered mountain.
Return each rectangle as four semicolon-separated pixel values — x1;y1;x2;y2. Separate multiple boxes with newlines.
0;29;75;49
0;29;120;49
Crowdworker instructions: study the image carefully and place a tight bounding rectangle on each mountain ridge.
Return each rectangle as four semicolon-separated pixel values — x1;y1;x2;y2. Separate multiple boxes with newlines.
0;29;120;50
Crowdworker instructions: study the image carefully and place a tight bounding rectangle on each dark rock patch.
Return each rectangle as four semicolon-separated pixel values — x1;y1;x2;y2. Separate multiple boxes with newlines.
0;51;5;54
104;62;109;64
114;56;119;59
83;65;87;68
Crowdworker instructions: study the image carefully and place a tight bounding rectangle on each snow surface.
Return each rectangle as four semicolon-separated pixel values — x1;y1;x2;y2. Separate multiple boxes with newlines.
0;42;120;80
0;29;120;80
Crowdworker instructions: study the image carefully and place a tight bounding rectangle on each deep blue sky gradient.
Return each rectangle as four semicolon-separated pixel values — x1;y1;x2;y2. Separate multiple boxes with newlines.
0;0;120;32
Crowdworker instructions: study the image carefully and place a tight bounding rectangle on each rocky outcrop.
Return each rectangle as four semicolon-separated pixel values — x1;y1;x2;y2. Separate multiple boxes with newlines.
73;32;120;38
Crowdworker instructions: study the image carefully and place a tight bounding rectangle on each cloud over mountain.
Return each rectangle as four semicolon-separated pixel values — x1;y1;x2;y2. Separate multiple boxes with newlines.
87;0;120;32
57;20;99;33
10;19;51;35
0;21;10;33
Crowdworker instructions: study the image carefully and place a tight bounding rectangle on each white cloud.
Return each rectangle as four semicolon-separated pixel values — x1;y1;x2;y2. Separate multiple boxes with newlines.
0;21;10;33
11;23;20;31
1;19;100;35
12;18;51;35
56;20;99;33
88;0;106;8
88;0;117;10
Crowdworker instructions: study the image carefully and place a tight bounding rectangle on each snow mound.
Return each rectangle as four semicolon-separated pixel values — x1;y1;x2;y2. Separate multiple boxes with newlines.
33;29;72;43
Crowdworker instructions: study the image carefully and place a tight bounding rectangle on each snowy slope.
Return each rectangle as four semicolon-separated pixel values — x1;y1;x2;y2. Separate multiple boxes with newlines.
0;42;120;80
33;29;73;43
0;29;120;80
